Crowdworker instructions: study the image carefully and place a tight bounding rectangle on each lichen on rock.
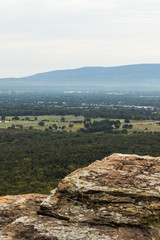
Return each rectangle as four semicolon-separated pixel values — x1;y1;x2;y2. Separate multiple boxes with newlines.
39;153;160;228
1;154;160;239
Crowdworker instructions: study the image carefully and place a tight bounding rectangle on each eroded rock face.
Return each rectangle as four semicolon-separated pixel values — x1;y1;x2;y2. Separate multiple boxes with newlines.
39;154;160;226
1;154;160;239
0;194;49;239
39;153;160;239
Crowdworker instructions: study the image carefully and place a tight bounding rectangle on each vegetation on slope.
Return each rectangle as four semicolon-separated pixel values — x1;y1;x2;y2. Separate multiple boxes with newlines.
0;129;160;195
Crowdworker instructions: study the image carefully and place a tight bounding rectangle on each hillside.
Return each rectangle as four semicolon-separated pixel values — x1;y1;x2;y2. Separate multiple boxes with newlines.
1;64;160;91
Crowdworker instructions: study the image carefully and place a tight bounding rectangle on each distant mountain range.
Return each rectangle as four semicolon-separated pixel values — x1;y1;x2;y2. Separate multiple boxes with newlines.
1;64;160;92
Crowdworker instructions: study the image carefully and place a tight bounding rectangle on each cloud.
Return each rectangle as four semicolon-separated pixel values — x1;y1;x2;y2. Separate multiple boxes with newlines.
0;0;160;77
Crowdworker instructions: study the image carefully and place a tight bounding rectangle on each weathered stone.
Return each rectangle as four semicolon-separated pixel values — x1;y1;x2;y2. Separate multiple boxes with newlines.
39;154;160;228
1;154;160;239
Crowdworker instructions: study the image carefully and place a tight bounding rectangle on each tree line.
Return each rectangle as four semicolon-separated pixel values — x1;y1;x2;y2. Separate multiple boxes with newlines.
0;129;160;195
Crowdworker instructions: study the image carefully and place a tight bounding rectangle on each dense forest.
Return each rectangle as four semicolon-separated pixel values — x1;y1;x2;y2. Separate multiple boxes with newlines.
0;91;160;120
0;129;160;195
0;91;160;196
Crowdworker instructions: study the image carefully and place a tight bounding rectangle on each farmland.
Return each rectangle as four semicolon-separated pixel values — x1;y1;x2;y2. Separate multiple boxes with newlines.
0;115;160;133
119;119;160;133
1;92;160;195
0;115;84;131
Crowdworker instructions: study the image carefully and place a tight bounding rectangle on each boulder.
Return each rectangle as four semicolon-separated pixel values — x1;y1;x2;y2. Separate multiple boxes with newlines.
1;154;160;239
39;153;160;239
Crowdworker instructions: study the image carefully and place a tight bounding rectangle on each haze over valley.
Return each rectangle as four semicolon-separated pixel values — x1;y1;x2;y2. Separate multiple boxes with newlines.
1;64;160;92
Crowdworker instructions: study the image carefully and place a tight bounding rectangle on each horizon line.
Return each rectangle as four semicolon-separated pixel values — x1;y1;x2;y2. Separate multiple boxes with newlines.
1;63;160;79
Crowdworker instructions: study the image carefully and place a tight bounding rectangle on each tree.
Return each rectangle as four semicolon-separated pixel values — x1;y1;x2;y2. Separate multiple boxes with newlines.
1;114;6;121
52;124;58;130
38;121;45;126
122;124;133;129
25;117;30;121
114;120;121;129
124;118;130;123
61;117;65;122
12;116;19;120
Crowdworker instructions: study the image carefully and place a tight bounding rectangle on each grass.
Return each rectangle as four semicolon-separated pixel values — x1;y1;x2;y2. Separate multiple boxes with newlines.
0;115;85;131
1;116;160;133
119;119;160;133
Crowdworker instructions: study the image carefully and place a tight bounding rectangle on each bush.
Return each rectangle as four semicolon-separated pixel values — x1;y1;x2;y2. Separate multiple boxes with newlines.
38;121;45;126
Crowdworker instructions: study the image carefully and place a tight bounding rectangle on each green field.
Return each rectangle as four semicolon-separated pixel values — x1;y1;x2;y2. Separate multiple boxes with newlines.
119;119;160;133
0;115;85;131
1;115;160;133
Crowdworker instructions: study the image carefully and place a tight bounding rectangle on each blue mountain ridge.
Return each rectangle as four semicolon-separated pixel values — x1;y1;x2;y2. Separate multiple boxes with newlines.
0;64;160;91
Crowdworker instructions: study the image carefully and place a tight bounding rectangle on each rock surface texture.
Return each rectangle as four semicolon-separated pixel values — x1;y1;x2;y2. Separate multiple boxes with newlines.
1;154;160;239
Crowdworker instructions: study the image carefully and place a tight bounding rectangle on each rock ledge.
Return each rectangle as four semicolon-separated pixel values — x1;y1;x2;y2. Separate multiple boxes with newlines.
1;154;160;239
40;153;160;227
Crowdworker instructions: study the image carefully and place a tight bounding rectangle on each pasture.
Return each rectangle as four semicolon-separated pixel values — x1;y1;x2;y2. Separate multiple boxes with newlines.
0;115;85;131
0;115;160;133
120;119;160;133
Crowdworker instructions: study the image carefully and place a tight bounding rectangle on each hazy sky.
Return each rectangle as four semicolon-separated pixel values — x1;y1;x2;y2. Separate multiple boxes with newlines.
0;0;160;77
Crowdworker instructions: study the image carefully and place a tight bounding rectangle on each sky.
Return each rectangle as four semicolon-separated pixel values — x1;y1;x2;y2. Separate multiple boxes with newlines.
0;0;160;77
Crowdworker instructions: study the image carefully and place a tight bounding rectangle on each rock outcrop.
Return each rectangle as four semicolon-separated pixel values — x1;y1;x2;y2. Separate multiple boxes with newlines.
1;154;160;239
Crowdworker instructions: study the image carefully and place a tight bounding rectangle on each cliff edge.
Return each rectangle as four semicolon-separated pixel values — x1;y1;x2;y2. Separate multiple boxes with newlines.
1;154;160;239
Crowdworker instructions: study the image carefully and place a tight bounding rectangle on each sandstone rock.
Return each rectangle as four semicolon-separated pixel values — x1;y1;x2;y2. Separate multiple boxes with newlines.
1;154;160;239
0;194;49;239
39;153;160;239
